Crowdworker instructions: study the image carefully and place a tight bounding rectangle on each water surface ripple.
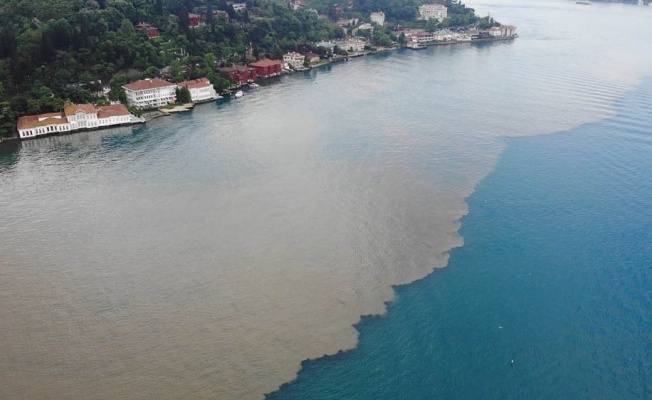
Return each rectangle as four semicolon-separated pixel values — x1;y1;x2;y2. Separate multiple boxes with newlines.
1;0;651;398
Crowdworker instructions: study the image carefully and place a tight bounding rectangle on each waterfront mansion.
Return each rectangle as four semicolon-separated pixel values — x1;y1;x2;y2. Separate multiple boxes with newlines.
176;78;220;103
17;104;137;139
123;78;177;109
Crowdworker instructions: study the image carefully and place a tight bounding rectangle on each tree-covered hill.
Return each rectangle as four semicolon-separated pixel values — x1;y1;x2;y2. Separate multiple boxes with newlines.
0;0;490;137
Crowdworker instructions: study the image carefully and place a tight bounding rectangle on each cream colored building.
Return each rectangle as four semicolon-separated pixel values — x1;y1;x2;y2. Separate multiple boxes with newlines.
123;78;177;109
418;4;447;22
283;52;306;69
177;78;220;103
370;12;385;26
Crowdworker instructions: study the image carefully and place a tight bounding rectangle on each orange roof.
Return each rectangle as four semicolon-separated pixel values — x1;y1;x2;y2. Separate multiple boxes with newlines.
123;78;176;91
177;78;212;90
17;113;68;130
249;59;282;68
97;104;131;118
64;103;97;116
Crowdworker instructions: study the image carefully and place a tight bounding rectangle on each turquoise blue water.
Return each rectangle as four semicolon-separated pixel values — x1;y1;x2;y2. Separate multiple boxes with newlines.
268;81;652;399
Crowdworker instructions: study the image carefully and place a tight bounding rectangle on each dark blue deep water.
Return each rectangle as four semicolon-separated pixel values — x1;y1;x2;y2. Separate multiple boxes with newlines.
268;81;652;399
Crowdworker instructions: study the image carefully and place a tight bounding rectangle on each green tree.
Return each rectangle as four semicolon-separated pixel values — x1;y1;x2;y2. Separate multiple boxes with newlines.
143;65;160;78
169;59;183;81
109;73;127;102
0;101;16;138
175;87;191;103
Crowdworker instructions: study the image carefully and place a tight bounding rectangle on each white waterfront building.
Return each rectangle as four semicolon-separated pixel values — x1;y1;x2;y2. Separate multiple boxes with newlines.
17;104;136;139
283;52;306;69
418;4;447;22
176;78;220;103
338;38;367;52
123;78;177;109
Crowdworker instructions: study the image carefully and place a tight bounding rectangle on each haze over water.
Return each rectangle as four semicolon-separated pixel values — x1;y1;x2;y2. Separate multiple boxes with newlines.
1;0;651;398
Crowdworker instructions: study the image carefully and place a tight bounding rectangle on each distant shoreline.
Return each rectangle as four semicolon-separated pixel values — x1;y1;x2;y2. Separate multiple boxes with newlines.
0;34;517;147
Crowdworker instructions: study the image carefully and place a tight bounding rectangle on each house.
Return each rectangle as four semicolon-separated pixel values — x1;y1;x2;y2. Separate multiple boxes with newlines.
218;66;257;85
357;23;373;31
189;13;202;27
305;53;321;64
282;53;305;69
135;22;160;38
228;2;247;11
176;78;220;103
434;29;453;41
337;18;358;28
95;104;134;126
370;11;385;26
316;41;336;51
249;59;283;77
290;0;310;10
122;78;177;109
17;104;136;139
418;4;447;21
64;104;100;129
338;38;366;52
500;25;517;37
414;31;435;43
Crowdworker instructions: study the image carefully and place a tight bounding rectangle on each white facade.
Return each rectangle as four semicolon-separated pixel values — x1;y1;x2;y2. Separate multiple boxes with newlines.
338;39;366;52
418;4;447;22
434;29;453;41
414;32;434;43
123;79;177;109
500;25;517;37
18;105;135;139
97;114;131;126
67;112;99;128
177;78;219;103
189;86;218;102
370;12;385;26
283;52;306;69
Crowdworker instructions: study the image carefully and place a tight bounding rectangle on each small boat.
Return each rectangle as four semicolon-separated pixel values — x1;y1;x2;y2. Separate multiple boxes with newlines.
235;90;243;97
249;83;259;88
576;0;590;4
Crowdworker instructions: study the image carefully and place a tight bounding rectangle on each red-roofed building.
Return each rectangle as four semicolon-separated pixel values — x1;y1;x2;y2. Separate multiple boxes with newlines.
249;59;282;78
123;78;177;109
176;78;220;102
189;13;202;27
218;66;257;85
136;22;160;38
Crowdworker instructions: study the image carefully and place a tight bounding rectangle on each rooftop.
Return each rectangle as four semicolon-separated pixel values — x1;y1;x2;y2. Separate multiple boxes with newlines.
97;104;131;118
177;78;213;89
64;104;97;116
123;78;176;91
249;59;282;67
18;113;68;130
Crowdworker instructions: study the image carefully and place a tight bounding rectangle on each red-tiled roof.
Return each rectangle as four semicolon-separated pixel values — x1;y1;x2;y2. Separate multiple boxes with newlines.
249;59;282;68
123;78;176;91
64;103;97;116
177;77;212;89
97;104;131;118
17;113;68;130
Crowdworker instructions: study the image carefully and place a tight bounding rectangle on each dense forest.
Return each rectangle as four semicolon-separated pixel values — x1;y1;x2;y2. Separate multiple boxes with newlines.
0;0;488;137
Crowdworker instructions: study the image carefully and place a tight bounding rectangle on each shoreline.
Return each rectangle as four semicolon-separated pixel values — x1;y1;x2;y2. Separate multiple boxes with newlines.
0;35;516;147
